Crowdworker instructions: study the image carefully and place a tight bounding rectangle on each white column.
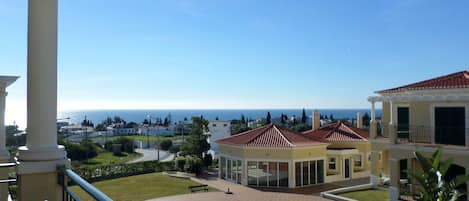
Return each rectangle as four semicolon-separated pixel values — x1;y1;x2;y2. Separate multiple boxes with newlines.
370;101;377;138
389;101;397;144
389;159;400;201
0;88;8;159
0;77;18;201
371;101;376;121
16;0;67;162
0;77;18;159
370;151;379;187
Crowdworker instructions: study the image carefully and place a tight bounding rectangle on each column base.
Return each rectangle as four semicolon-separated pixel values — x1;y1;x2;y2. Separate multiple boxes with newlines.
0;157;9;201
370;175;379;187
16;145;67;162
389;186;399;201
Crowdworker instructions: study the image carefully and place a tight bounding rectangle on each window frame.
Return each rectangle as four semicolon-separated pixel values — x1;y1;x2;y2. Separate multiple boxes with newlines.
328;157;336;170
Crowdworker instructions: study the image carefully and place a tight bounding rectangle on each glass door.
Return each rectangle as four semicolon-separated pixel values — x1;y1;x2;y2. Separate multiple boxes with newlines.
344;158;351;179
397;107;410;139
435;107;465;146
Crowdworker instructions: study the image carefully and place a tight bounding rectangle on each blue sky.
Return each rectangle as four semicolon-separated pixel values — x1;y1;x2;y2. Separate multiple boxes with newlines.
2;0;469;125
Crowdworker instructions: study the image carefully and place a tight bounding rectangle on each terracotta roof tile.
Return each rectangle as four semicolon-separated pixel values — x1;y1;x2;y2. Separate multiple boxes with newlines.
216;124;325;147
377;70;469;93
302;121;369;142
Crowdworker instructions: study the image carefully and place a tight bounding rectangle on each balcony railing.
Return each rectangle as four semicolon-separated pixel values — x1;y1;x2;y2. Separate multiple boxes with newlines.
59;168;112;201
380;124;467;147
0;162;17;200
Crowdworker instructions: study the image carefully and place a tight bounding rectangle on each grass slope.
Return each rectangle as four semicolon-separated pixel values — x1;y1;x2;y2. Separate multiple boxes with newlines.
70;173;218;201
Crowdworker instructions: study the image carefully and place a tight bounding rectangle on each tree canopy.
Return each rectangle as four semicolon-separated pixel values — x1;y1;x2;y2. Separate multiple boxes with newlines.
181;117;210;159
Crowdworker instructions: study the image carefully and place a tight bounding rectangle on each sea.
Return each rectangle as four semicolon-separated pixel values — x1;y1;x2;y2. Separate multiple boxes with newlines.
58;109;382;125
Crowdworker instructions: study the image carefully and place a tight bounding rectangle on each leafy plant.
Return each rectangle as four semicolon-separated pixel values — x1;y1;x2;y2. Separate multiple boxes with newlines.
406;148;469;201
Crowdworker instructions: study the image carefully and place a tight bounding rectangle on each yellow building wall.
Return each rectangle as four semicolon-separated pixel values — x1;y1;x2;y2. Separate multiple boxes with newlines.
409;102;431;126
327;142;371;171
219;144;328;161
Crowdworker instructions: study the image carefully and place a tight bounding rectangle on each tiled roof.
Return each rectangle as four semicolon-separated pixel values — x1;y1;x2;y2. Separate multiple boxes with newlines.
215;124;326;147
302;121;369;142
377;70;469;93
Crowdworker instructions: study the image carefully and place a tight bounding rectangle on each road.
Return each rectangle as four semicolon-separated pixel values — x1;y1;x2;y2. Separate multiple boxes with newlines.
127;148;175;163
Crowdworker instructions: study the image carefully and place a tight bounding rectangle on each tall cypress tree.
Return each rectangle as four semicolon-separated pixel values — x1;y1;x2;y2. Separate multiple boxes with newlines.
301;108;307;124
266;112;271;124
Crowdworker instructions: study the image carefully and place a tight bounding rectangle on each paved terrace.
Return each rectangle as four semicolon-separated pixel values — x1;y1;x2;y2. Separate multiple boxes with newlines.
147;176;332;201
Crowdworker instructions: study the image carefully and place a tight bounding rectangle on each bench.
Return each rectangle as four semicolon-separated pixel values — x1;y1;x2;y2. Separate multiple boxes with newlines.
189;184;209;193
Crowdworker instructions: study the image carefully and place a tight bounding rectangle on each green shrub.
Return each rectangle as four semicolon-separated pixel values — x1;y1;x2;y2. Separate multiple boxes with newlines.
160;139;172;151
184;155;203;175
174;156;186;171
203;153;213;167
169;145;180;154
65;141;98;161
103;137;135;153
73;160;175;182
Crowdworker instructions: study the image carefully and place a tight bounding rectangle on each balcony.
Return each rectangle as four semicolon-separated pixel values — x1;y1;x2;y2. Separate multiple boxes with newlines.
1;162;112;201
379;124;469;149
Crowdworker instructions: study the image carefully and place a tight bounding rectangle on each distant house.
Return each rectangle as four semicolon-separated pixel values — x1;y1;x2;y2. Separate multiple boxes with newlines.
59;124;93;135
138;125;175;136
207;120;231;158
107;123;138;136
216;114;370;188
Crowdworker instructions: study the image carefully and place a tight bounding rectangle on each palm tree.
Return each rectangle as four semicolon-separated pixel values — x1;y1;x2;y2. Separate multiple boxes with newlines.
406;148;469;201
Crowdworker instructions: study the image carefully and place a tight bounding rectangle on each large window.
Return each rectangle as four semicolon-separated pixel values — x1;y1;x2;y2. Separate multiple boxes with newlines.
328;157;336;170
227;160;232;179
221;157;242;184
309;161;316;185
258;162;268;186
268;162;278;187
295;159;325;187
248;161;257;185
249;161;289;188
302;161;309;186
236;160;242;184
354;155;362;168
295;162;302;187
278;163;289;187
317;160;324;183
221;157;226;179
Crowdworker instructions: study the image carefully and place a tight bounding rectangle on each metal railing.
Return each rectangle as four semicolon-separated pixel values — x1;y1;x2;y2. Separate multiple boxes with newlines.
0;162;17;200
59;168;113;201
380;124;467;147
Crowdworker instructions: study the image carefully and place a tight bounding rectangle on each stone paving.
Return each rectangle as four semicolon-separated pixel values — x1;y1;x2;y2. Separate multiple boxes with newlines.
146;177;331;201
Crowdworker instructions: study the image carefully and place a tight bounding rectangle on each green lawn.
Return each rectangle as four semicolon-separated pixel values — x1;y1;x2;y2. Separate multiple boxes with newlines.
70;173;219;201
75;152;142;168
338;189;389;201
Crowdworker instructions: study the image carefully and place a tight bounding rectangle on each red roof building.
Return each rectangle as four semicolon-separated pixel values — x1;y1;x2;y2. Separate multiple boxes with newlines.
377;70;469;93
216;124;326;147
302;121;369;142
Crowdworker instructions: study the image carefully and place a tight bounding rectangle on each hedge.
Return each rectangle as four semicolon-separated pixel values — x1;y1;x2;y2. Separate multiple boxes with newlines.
72;160;175;182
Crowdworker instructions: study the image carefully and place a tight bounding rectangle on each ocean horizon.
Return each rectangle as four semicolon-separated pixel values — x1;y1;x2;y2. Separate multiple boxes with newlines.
58;109;382;126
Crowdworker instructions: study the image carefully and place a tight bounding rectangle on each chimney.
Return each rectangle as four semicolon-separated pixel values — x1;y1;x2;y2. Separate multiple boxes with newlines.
356;112;363;129
312;110;321;130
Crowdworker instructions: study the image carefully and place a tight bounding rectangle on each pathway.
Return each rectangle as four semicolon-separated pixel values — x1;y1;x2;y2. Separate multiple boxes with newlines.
146;177;331;201
127;148;174;163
